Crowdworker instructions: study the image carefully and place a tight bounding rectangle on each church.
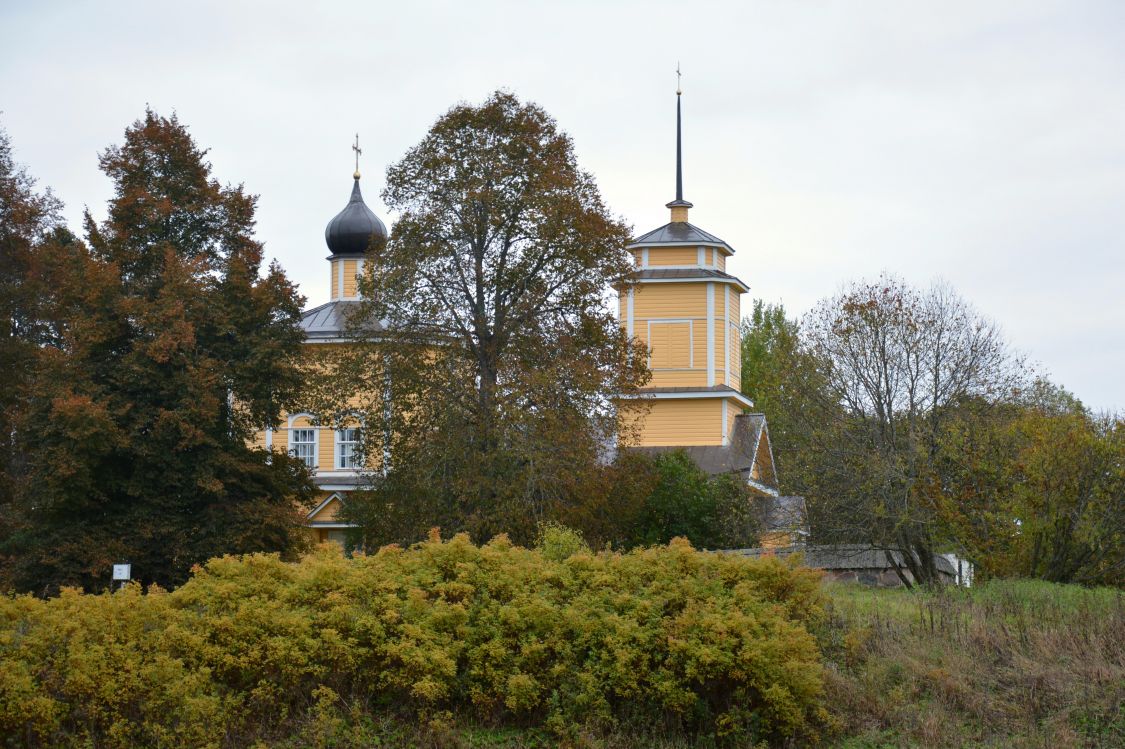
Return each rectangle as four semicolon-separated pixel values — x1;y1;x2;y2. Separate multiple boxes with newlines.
257;88;805;549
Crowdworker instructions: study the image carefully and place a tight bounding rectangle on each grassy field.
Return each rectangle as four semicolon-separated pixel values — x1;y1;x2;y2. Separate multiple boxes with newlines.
819;579;1124;748
270;579;1125;748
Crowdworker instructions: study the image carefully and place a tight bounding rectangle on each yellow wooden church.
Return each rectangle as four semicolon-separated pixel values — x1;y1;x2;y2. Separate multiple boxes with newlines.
259;88;804;548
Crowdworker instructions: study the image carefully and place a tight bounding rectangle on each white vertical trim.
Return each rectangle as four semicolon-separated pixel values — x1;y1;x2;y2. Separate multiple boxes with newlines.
265;427;273;450
641;248;649;268
382;370;393;476
721;399;729;445
725;286;732;387
626;288;635;337
706;283;715;386
697;246;705;267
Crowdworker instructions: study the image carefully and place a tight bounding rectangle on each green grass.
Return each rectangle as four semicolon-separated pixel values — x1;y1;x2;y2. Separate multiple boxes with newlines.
819;579;1125;748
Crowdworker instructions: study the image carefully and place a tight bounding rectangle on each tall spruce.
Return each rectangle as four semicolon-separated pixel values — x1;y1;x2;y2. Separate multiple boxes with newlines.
0;111;313;593
0;124;63;511
317;92;649;545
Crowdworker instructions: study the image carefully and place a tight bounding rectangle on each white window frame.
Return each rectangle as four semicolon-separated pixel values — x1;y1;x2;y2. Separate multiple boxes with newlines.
287;413;318;470
290;428;317;469
335;427;361;470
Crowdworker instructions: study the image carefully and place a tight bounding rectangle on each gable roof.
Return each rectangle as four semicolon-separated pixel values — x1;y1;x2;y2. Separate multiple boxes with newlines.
630;413;777;491
628;221;734;253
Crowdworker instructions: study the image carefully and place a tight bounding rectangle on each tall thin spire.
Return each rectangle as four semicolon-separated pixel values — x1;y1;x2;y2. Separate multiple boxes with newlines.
675;63;683;202
667;63;693;222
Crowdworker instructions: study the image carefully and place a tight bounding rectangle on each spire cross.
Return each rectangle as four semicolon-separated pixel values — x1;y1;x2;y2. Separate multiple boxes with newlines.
352;133;362;178
676;62;682;96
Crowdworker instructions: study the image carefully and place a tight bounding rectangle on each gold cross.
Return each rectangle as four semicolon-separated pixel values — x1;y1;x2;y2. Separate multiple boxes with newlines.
352;133;362;176
676;62;682;95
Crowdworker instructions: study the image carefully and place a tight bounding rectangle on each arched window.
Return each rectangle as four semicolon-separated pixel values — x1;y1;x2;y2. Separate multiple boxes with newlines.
287;413;318;469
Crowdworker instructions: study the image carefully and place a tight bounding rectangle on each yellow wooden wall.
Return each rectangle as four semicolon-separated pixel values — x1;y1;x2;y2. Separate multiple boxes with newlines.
620;281;748;391
627;398;724;446
630;246;731;271
328;259;362;299
633;283;707;318
309;492;341;521
647;247;698;266
343;259;359;297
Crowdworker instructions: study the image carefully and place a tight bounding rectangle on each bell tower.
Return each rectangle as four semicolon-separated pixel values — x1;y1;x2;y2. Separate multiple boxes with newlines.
618;73;752;448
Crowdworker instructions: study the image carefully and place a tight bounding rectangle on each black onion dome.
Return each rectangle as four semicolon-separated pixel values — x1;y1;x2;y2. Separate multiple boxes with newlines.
324;176;387;256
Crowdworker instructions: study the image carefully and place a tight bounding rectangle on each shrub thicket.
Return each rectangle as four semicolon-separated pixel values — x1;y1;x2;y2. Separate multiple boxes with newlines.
0;531;827;747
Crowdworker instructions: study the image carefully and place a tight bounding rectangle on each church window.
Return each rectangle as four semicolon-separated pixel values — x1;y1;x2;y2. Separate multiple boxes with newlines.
336;428;360;469
290;428;316;468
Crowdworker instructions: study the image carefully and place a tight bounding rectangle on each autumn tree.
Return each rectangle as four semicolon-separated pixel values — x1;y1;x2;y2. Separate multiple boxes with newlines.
793;276;1025;585
318;92;648;545
935;382;1124;585
0;111;314;593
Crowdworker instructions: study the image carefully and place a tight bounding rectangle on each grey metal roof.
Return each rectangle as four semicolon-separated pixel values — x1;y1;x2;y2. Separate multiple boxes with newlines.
732;544;957;576
630;412;772;485
628;221;733;252
300;300;383;340
629;268;749;290
638;384;747;396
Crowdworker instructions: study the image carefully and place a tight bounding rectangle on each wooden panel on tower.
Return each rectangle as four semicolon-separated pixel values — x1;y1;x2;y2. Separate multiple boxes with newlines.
633;282;707;318
634;398;724;446
649;321;691;369
343;259;359;297
647;247;698;266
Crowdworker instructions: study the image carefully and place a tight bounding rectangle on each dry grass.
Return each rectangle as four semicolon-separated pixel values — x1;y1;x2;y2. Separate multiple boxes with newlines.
820;580;1125;748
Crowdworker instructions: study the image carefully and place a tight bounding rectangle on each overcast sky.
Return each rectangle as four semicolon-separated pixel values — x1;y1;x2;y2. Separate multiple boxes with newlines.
3;0;1123;411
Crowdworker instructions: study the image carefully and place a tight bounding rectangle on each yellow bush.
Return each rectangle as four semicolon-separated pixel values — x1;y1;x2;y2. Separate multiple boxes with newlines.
0;533;827;746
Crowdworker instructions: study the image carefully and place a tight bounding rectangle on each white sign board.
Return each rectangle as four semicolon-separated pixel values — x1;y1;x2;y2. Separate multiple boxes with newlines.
112;564;131;581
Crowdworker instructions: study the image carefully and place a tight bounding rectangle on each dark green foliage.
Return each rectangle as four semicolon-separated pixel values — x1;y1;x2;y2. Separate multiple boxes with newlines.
633;450;762;550
740;299;800;421
0;123;63;510
0;111;315;594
